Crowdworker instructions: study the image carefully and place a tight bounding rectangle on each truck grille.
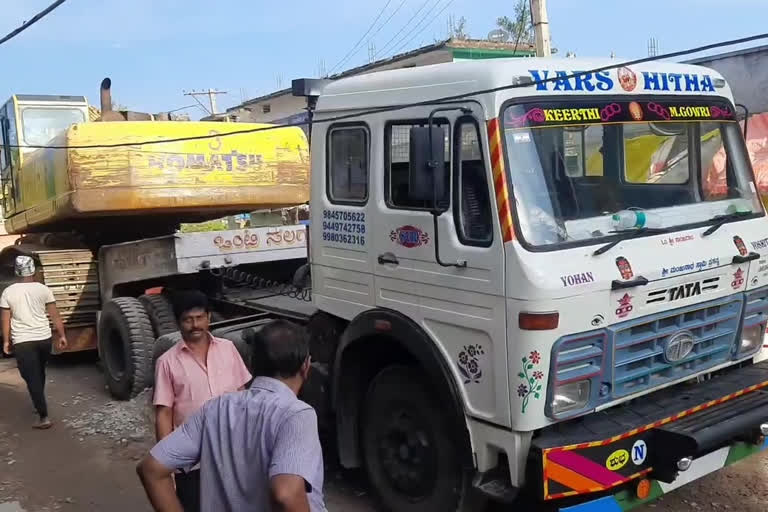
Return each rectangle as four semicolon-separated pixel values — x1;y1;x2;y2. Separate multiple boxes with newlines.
551;331;606;387
612;296;742;397
744;287;768;329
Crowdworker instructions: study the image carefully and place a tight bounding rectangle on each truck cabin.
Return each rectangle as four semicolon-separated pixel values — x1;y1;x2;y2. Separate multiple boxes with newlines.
298;59;768;490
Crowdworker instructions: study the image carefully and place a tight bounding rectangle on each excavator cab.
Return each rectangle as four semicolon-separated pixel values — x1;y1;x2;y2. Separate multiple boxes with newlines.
0;95;89;220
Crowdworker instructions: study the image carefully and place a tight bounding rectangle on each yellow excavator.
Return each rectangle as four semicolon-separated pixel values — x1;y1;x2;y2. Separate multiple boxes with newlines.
0;79;309;397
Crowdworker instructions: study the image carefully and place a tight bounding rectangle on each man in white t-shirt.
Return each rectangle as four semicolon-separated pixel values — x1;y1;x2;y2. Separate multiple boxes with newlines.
1;256;68;429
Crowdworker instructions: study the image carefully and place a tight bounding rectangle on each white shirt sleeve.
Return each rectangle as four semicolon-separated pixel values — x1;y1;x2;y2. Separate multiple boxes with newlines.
43;286;55;305
0;289;9;309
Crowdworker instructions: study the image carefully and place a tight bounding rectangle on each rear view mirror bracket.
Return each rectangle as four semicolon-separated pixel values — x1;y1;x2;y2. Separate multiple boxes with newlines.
426;106;471;269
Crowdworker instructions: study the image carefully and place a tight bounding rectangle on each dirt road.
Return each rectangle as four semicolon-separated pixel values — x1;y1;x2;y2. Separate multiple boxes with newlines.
0;356;766;511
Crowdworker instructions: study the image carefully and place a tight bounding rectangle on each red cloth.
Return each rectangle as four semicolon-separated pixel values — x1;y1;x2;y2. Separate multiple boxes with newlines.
706;113;768;200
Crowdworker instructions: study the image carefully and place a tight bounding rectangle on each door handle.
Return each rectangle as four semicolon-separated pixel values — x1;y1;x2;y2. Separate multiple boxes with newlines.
378;253;399;265
732;252;761;264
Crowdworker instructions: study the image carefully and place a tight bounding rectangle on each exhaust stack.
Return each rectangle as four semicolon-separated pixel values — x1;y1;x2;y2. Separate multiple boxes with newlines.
97;77;152;121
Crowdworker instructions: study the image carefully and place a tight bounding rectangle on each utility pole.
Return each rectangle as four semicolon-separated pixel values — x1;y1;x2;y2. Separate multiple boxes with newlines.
531;0;551;57
184;89;227;115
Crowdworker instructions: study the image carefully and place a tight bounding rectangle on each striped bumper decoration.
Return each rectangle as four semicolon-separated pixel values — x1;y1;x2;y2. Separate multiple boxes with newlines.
487;118;514;243
558;439;768;511
543;377;768;500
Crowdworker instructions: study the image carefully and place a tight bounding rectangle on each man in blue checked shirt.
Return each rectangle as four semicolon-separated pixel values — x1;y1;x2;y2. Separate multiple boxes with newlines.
137;320;327;512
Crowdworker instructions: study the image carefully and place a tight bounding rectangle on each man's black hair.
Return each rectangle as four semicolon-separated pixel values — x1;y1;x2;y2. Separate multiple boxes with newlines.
171;290;210;321
250;320;309;378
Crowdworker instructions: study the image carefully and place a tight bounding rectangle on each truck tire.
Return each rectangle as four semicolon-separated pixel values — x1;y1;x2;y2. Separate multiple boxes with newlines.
138;294;179;337
232;337;251;372
98;297;156;400
362;366;483;512
292;263;311;289
152;331;182;374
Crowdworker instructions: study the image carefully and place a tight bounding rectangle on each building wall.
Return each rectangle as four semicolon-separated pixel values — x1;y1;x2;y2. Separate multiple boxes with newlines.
230;43;534;124
238;94;305;124
230;48;456;123
688;46;768;115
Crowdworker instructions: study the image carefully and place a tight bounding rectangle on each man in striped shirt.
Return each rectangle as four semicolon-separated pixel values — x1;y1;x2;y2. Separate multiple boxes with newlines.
138;320;326;512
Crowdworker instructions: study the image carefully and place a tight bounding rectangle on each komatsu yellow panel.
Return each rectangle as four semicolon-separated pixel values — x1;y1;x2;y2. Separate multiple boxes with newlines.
2;119;309;234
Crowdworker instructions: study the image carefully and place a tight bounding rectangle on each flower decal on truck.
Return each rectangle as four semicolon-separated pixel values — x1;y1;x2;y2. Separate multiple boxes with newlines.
457;344;485;384
518;351;543;413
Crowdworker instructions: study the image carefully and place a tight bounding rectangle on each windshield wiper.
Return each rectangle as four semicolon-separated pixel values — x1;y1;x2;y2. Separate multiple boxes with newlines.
592;227;668;256
701;211;754;237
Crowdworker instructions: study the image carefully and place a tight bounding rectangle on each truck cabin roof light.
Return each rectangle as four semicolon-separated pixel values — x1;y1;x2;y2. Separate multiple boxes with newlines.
519;312;560;331
291;78;331;98
514;75;535;87
713;78;726;89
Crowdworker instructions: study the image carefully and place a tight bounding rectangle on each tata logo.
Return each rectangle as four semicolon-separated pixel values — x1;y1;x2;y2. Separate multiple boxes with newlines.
528;70;613;92
664;331;695;363
668;281;701;301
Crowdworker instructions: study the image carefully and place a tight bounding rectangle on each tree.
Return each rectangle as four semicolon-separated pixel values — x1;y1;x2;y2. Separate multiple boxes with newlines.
450;15;469;40
497;0;532;46
111;101;129;111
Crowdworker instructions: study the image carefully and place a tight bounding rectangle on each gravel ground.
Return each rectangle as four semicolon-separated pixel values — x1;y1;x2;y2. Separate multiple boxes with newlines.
62;388;154;445
1;355;768;511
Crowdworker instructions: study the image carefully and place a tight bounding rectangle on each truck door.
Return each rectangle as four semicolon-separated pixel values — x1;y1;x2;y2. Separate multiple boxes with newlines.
372;105;511;427
311;121;376;318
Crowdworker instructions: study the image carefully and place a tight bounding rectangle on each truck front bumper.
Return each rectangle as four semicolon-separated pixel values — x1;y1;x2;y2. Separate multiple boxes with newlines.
532;360;768;511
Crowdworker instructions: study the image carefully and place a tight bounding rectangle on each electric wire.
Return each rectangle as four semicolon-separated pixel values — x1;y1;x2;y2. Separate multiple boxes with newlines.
9;31;768;150
0;0;68;47
387;0;447;58
374;0;433;59
389;0;457;57
328;0;394;75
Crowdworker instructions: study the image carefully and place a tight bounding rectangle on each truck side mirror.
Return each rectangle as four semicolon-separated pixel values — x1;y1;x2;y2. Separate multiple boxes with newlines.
408;126;446;209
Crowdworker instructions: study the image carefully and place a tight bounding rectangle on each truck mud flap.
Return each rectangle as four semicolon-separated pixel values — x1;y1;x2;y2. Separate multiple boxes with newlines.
532;361;768;502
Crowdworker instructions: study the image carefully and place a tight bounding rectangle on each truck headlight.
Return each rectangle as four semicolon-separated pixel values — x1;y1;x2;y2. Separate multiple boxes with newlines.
551;379;591;415
739;323;765;355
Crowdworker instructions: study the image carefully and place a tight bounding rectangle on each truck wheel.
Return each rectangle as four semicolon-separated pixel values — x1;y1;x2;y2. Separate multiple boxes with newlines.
232;337;251;371
292;263;311;289
152;331;182;374
362;366;482;512
98;297;156;400
138;294;179;337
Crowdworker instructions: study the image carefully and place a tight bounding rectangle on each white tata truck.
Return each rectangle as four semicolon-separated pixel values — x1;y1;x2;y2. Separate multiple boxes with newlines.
194;58;768;511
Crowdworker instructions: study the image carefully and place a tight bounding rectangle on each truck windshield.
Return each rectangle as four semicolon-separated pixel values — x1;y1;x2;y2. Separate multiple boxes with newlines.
502;97;763;249
21;107;85;146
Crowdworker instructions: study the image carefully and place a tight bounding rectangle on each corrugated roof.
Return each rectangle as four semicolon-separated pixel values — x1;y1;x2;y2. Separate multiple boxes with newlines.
685;44;768;64
228;38;535;112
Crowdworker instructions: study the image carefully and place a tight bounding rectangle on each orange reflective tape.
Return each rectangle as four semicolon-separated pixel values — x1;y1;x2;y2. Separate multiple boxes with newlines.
542;377;768;453
546;461;603;492
487;118;514;242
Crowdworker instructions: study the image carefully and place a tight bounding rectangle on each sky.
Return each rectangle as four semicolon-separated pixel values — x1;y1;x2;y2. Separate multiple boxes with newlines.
1;0;767;119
